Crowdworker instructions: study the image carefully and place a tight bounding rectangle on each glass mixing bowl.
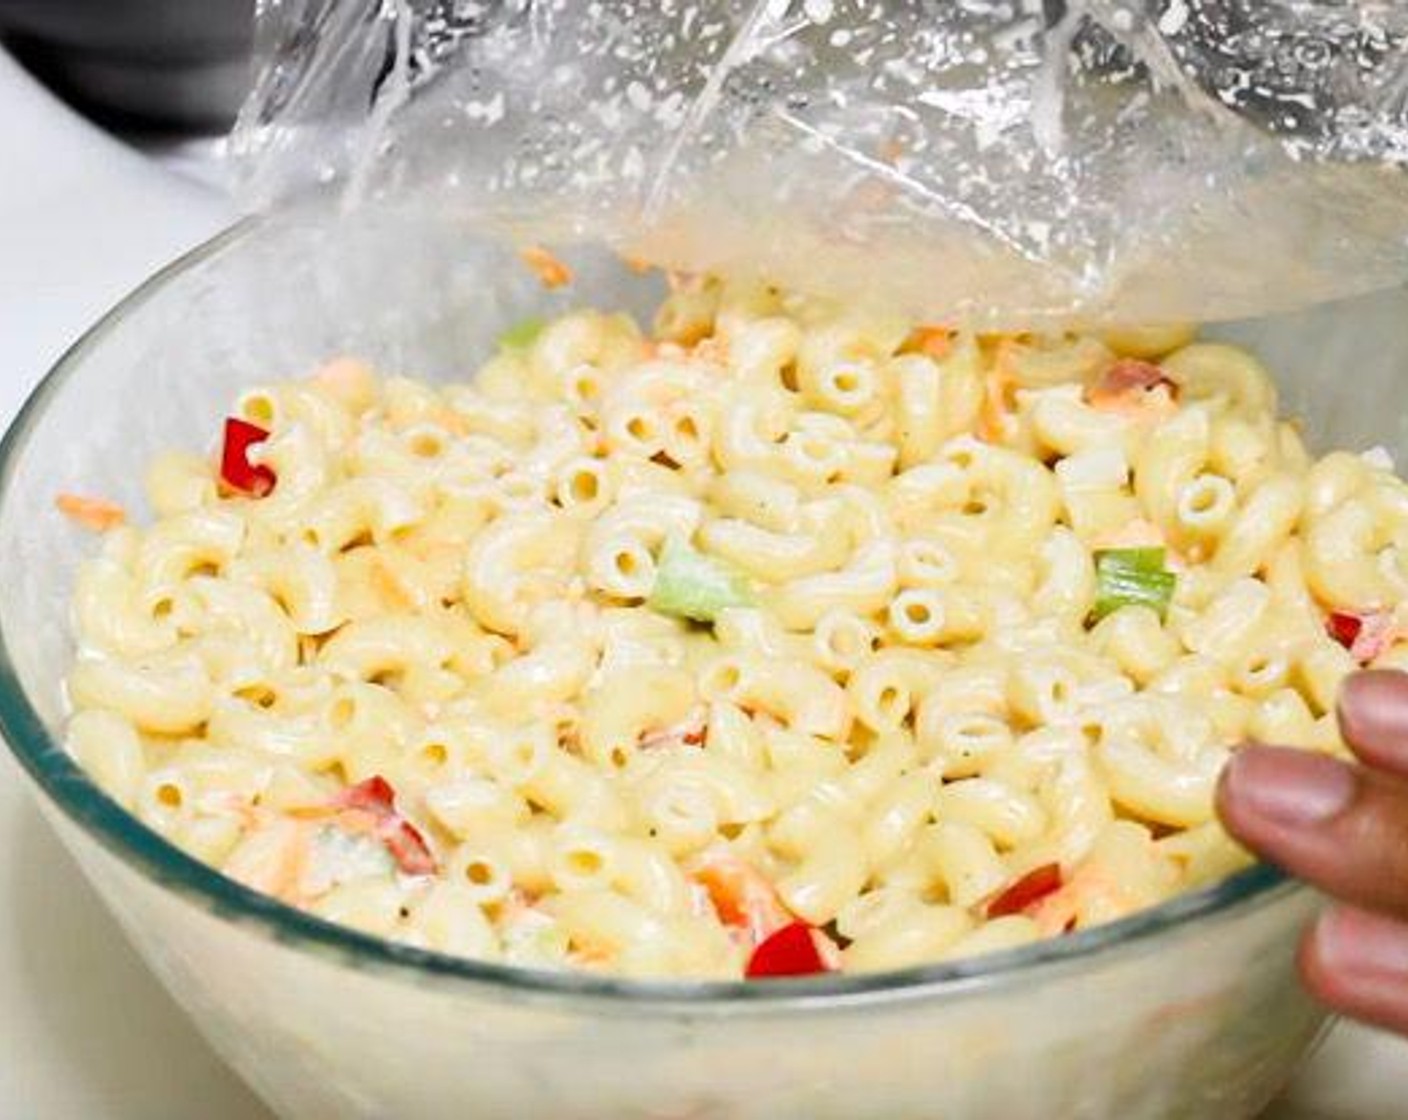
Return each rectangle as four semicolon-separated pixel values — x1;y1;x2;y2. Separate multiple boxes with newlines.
7;204;1399;1119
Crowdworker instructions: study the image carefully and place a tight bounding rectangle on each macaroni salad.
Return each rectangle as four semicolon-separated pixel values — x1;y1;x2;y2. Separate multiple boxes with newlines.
61;277;1408;979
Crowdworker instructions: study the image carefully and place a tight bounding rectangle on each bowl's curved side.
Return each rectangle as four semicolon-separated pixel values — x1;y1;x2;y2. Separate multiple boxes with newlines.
0;206;1386;1117
35;779;1325;1120
0;208;1312;1006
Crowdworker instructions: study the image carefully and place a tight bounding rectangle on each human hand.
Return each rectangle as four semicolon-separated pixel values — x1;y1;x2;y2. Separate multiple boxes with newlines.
1217;670;1408;1034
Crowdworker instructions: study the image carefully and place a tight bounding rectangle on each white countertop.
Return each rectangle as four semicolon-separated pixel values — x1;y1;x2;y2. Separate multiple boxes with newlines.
0;44;1403;1120
0;47;269;1120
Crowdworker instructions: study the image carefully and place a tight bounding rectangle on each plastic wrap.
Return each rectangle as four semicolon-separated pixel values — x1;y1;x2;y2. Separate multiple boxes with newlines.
234;1;1408;328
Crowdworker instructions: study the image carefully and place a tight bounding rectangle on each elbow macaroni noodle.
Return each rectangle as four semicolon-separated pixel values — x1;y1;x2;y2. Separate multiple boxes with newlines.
60;279;1408;980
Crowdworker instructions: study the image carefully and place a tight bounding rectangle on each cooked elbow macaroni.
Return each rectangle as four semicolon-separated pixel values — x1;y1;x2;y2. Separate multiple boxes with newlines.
61;279;1408;979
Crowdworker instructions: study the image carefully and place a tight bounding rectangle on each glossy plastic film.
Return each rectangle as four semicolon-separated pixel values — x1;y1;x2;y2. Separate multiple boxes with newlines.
234;1;1408;329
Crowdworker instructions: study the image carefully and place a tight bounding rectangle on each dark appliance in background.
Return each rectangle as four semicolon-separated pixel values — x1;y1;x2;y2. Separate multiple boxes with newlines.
0;0;256;133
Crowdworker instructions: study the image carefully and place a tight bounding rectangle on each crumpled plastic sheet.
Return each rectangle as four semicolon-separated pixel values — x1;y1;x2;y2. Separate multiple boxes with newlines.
233;0;1408;329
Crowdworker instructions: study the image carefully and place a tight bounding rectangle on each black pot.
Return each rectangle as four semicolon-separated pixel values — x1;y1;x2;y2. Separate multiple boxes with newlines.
0;0;257;132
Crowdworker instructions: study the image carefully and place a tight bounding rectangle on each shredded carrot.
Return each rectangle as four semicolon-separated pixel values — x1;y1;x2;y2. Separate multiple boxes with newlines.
977;366;1017;444
621;254;655;275
689;854;791;946
56;493;126;532
903;326;954;361
638;708;708;751
285;804;340;822
273;828;315;903
520;245;573;290
567;940;615;966
225;818;313;902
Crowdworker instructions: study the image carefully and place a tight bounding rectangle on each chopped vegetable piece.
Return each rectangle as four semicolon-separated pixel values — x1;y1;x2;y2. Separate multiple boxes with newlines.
978;366;1017;444
1094;359;1176;398
498;317;547;352
1087;359;1179;418
332;776;436;876
381;820;437;877
1327;611;1363;650
648;538;754;623
1100;547;1166;574
745;921;834;979
334;775;397;816
638;709;708;751
1088;358;1177;410
987;863;1064;918
1091;548;1176;623
520;245;573;290
690;854;791;945
1327;610;1396;664
220;417;276;497
904;325;953;360
55;492;126;532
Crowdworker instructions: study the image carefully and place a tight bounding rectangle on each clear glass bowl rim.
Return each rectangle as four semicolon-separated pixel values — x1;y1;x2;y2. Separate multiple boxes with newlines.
0;216;1300;1012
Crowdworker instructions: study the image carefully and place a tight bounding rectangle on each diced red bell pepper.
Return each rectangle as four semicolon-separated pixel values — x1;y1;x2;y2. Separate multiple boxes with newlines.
333;776;437;876
220;417;277;497
1327;610;1395;664
986;862;1064;919
1327;611;1364;650
745;921;833;979
381;819;438;877
334;776;397;815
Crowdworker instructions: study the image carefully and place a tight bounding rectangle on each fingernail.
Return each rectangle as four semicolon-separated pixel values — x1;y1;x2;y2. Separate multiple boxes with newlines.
1315;907;1408;979
1221;747;1356;827
1340;670;1408;753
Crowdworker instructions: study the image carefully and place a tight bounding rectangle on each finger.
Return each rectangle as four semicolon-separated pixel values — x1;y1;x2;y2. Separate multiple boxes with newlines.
1339;670;1408;776
1300;906;1408;1036
1217;746;1408;921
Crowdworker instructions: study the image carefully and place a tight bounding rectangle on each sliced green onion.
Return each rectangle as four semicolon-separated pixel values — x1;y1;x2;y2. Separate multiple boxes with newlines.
497;316;547;352
648;537;754;624
1091;548;1176;623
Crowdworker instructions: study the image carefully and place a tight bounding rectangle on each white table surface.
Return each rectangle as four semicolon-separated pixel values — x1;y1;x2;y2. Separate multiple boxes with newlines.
0;44;1404;1120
